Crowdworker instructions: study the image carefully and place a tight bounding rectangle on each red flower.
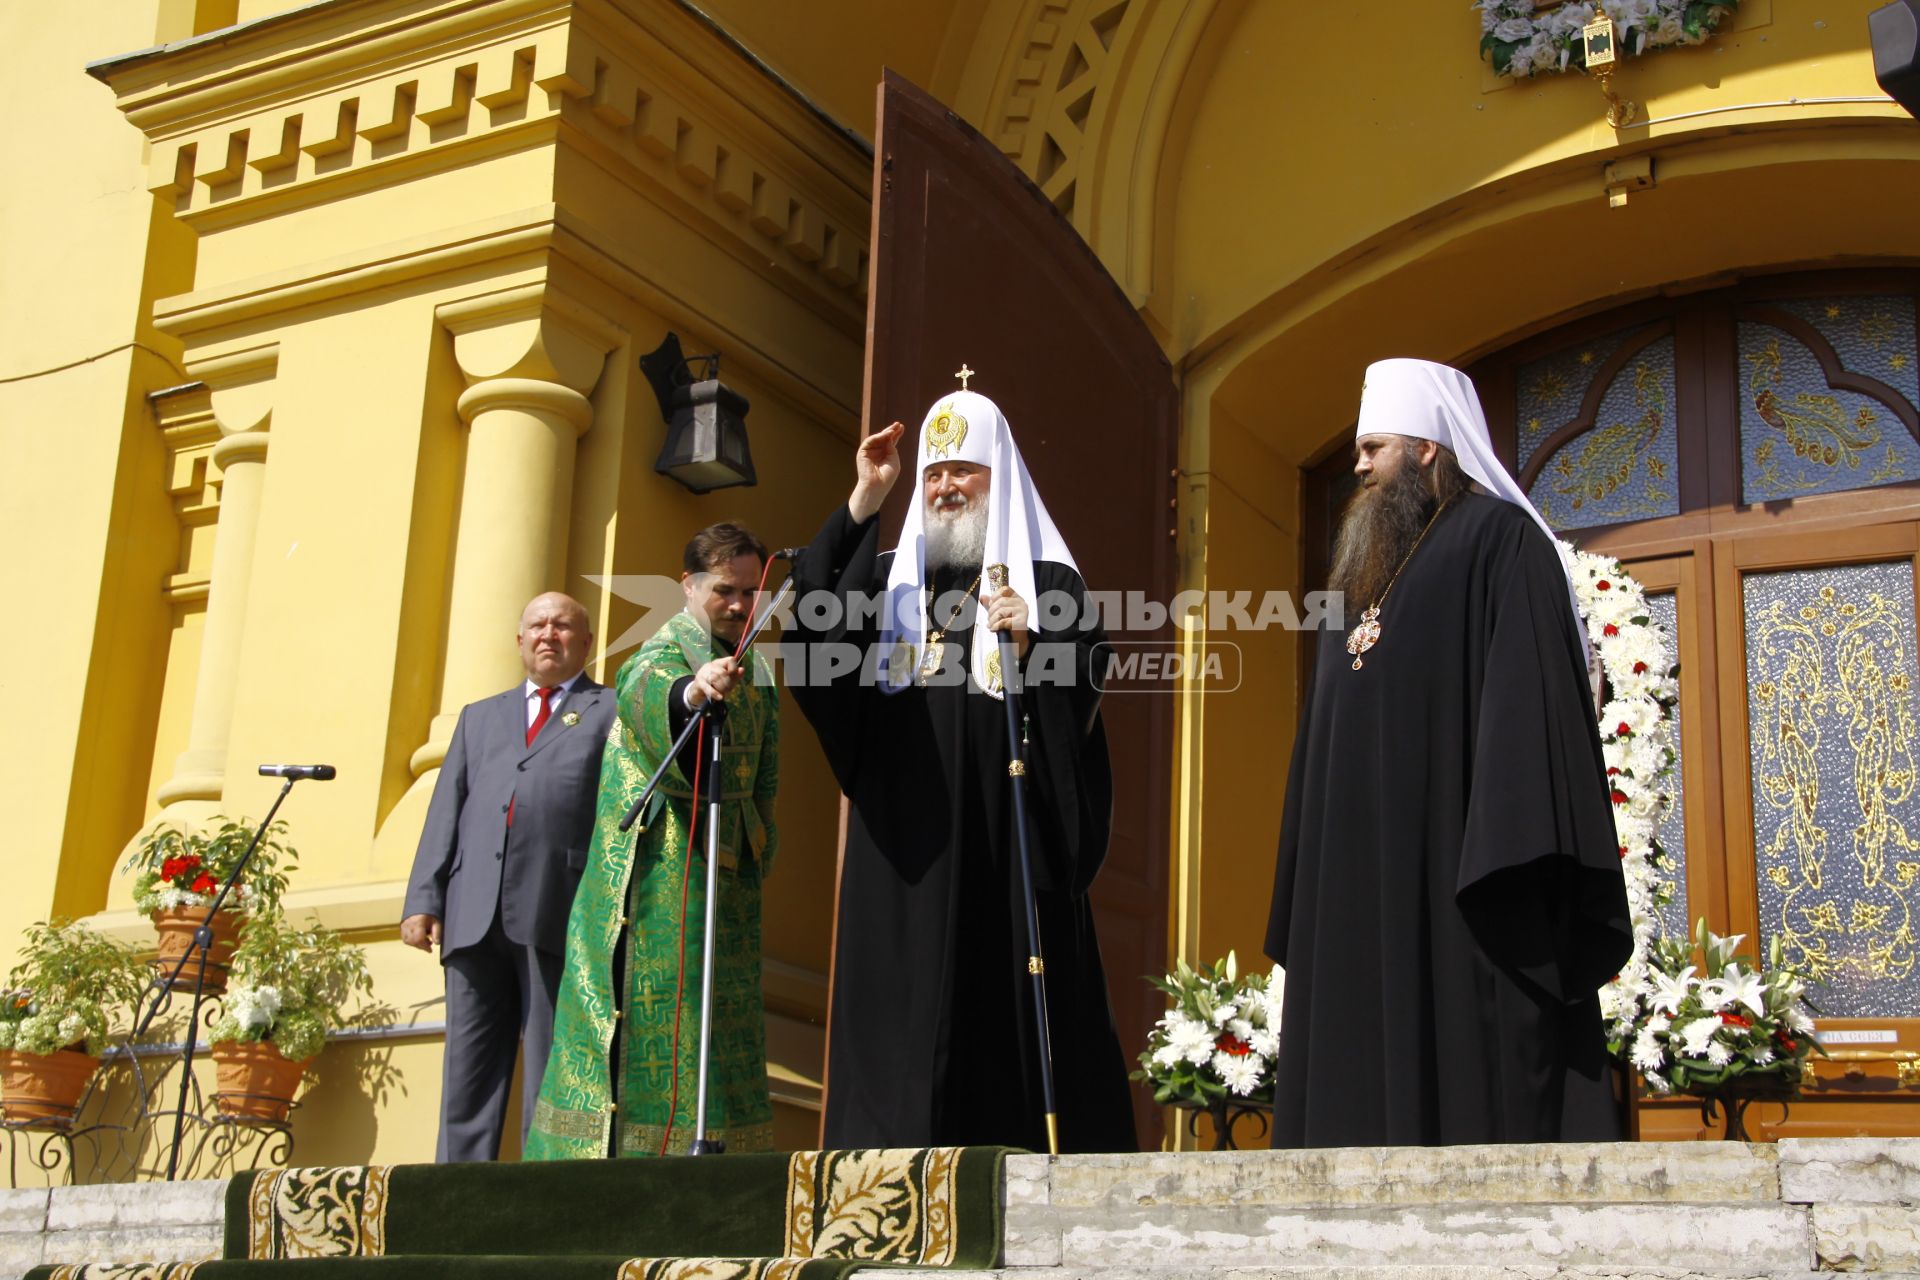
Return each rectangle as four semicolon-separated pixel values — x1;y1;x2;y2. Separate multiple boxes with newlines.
1607;766;1620;776
161;854;201;882
1633;661;1649;675
1616;722;1633;737
1720;1012;1752;1029
1603;623;1620;637
1779;1035;1798;1053
1617;846;1628;859
190;874;217;895
1610;789;1628;805
1597;580;1612;591
1214;1033;1253;1057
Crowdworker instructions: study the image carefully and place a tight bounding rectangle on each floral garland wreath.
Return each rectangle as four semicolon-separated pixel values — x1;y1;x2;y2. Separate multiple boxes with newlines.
1479;0;1739;80
1558;543;1683;1063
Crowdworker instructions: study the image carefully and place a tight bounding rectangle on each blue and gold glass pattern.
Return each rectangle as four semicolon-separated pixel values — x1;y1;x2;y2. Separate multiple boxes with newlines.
1515;328;1635;464
1740;295;1920;504
1745;561;1920;1018
1526;335;1680;531
1647;591;1691;944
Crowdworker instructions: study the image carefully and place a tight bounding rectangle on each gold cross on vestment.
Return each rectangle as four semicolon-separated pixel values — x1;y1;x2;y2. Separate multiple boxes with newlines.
632;983;671;1017
634;1052;674;1088
955;363;974;390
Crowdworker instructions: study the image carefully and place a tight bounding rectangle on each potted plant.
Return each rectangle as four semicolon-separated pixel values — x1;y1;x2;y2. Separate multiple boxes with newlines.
0;919;148;1123
122;817;298;993
1132;951;1282;1149
1613;920;1824;1138
206;910;373;1122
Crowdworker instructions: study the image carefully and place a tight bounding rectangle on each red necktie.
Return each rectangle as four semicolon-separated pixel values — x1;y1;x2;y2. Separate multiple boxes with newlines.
508;686;558;827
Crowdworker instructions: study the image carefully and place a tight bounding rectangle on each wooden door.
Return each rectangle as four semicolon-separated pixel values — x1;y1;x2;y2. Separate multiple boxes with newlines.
825;71;1178;1148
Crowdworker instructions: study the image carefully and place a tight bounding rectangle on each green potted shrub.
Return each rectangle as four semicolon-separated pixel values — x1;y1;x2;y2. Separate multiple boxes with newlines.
122;818;298;994
0;919;148;1123
207;910;373;1122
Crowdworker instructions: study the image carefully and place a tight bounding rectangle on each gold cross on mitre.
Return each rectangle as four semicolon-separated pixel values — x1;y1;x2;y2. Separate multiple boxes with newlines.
954;363;975;390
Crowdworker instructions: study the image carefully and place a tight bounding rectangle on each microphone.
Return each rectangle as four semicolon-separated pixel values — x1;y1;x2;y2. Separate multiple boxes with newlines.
258;764;337;781
773;547;803;560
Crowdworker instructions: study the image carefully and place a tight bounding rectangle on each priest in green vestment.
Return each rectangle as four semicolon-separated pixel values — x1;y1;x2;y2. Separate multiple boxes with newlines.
526;523;780;1159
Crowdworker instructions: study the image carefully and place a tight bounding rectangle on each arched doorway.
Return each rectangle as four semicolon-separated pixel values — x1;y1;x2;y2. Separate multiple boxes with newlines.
1306;268;1920;1137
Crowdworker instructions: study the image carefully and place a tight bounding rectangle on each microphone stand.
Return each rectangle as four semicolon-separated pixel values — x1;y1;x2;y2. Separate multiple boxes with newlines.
610;568;795;1155
987;563;1061;1157
128;778;302;1180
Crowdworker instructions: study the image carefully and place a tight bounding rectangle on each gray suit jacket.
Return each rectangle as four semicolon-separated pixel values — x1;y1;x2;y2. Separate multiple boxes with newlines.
403;677;615;958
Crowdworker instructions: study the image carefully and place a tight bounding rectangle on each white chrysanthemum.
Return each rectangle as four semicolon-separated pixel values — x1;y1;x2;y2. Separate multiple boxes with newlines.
1228;1017;1255;1041
1704;1039;1732;1067
1630;1028;1666;1073
1249;1027;1279;1059
1171;1020;1214;1067
1646;1012;1671;1036
1787;1006;1816;1035
1210;1002;1236;1028
1602;697;1662;740
1161;1009;1198;1037
1678;1016;1720;1058
1753;1045;1776;1066
1151;1042;1183;1069
1216;1053;1265;1097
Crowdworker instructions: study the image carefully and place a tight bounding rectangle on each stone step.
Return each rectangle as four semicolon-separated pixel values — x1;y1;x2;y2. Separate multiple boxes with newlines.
992;1140;1920;1275
1015;1144;1782;1210
896;1272;1905;1280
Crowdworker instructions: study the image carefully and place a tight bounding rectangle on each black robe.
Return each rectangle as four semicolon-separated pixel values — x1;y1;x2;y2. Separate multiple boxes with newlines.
1267;492;1632;1147
788;504;1136;1153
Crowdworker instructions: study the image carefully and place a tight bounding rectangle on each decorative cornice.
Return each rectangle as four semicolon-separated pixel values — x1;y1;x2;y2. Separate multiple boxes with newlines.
93;0;872;321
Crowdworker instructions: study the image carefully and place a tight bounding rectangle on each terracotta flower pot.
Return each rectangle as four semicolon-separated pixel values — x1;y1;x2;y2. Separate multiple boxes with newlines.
0;1048;100;1124
210;1038;309;1123
149;906;245;994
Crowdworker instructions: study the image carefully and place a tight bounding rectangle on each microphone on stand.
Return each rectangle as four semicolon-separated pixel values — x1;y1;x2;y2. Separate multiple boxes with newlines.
258;764;338;781
772;547;804;560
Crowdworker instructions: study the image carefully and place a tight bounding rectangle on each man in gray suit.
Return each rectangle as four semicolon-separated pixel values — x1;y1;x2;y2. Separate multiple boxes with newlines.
402;591;615;1161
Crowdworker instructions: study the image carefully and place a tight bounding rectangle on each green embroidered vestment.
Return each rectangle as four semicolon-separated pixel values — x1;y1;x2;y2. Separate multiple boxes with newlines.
526;610;780;1158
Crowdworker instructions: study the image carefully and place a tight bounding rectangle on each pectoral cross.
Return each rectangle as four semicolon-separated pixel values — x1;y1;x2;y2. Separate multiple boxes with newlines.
955;363;974;390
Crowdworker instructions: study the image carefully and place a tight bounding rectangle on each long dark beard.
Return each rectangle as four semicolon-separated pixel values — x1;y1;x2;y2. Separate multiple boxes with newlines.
1329;459;1440;606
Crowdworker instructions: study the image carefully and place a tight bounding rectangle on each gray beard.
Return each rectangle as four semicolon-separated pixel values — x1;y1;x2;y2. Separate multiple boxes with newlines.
925;501;986;572
1328;461;1438;607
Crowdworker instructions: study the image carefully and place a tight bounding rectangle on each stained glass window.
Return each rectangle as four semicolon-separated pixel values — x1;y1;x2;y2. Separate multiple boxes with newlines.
1526;335;1681;531
1516;328;1635;463
1646;591;1690;944
1739;296;1920;504
1745;560;1920;1017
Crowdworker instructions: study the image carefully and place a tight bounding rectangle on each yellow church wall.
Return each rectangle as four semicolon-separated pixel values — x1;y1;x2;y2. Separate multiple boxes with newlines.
0;0;215;957
1166;0;1905;359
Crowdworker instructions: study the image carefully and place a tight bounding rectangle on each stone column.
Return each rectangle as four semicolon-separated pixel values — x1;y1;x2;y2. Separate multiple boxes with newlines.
408;298;611;778
154;358;277;816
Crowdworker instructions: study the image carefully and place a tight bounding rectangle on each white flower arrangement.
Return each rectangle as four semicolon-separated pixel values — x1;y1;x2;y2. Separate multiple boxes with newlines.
1477;0;1738;80
1134;952;1282;1105
1561;542;1821;1092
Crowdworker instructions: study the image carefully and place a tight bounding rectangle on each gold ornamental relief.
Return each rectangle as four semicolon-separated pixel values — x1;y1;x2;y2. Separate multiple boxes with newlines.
1748;573;1920;1011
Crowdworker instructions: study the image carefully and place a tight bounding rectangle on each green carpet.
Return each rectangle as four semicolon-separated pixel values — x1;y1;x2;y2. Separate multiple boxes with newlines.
30;1147;1009;1279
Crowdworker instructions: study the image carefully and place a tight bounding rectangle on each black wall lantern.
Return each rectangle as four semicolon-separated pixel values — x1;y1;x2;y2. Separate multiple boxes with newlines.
640;332;757;493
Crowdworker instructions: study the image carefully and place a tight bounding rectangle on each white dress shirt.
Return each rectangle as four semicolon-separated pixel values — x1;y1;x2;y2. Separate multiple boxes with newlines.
523;672;583;731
